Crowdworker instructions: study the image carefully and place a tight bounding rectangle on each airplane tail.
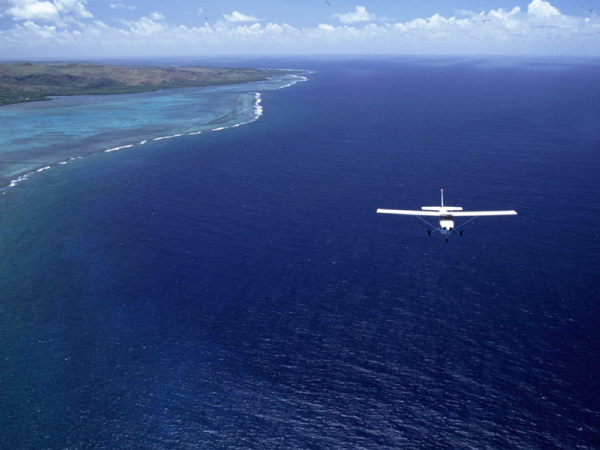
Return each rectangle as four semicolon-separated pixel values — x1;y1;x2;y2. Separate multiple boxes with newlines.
421;190;463;211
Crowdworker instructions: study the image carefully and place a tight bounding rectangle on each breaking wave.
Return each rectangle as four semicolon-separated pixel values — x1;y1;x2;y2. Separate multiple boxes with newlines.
1;71;310;191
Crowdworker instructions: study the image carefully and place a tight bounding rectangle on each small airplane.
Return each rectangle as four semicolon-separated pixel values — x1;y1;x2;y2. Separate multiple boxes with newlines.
377;189;517;242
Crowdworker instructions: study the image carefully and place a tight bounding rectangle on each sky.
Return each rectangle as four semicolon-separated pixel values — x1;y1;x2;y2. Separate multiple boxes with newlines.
0;0;598;59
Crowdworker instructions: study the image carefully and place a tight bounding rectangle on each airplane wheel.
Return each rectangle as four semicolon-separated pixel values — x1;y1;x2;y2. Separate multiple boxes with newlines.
428;230;431;236
446;238;448;243
460;231;463;236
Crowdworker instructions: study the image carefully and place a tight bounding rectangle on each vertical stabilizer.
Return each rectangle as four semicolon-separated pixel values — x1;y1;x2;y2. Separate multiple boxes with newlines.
441;189;444;208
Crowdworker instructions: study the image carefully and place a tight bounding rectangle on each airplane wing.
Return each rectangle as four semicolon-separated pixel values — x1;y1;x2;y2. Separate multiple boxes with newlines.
377;209;440;216
451;211;517;216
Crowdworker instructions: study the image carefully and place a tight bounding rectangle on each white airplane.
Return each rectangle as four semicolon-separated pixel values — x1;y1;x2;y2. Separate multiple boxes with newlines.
377;189;517;242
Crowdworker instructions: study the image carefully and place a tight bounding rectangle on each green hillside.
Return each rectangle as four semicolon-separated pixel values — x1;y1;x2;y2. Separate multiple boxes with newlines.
0;62;288;106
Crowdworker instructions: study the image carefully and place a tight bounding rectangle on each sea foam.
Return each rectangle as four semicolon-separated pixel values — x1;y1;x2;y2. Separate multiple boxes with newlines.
105;144;134;153
1;70;311;191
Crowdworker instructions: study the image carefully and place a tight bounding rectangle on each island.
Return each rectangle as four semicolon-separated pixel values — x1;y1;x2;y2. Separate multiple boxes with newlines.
0;62;289;106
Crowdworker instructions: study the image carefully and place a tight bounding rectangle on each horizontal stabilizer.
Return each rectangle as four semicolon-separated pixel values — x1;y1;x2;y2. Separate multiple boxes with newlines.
377;209;441;216
451;211;517;217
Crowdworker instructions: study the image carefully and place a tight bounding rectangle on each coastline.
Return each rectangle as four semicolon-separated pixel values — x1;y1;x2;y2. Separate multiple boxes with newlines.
0;72;309;191
0;63;292;107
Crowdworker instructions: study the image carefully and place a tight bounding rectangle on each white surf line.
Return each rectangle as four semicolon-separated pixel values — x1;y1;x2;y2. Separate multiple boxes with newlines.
178;71;308;134
254;93;263;119
275;74;311;90
153;133;185;140
8;174;31;188
4;166;52;190
105;144;134;153
1;70;309;192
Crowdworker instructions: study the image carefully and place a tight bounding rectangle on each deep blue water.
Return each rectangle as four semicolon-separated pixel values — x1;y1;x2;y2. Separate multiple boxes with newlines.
1;57;599;449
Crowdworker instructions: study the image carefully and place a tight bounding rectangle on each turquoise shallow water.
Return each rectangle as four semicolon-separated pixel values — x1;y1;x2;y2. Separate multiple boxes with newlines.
0;73;305;187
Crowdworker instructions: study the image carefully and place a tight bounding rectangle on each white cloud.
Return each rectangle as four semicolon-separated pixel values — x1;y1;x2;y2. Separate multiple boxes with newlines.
110;3;135;10
55;0;92;18
1;0;92;25
22;19;57;37
222;11;259;23
118;14;166;36
7;1;60;22
317;23;335;32
149;11;164;21
0;0;598;57
332;6;375;24
528;0;560;18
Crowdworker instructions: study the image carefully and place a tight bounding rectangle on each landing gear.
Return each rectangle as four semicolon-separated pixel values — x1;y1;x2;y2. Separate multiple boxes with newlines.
460;231;463;236
445;238;448;243
428;230;431;236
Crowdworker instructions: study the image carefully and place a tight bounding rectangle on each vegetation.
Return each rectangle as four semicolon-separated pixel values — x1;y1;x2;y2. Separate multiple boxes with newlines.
0;62;288;106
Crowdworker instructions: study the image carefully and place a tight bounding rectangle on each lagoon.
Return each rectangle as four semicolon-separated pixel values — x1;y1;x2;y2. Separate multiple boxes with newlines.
0;73;305;188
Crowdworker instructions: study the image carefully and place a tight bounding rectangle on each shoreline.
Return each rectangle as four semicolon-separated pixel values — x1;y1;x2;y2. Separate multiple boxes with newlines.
0;73;309;191
0;62;295;107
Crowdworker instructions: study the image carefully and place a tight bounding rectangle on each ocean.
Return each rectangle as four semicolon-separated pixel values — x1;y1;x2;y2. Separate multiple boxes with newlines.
0;57;599;449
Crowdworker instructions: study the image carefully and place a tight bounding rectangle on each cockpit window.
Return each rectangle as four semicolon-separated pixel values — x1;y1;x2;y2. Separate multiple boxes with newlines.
441;215;453;221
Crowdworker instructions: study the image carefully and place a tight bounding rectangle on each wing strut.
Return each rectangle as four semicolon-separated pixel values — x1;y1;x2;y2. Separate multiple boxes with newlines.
453;215;481;231
414;215;438;229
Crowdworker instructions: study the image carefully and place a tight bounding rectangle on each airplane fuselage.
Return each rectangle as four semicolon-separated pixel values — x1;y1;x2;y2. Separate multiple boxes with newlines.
439;213;454;235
